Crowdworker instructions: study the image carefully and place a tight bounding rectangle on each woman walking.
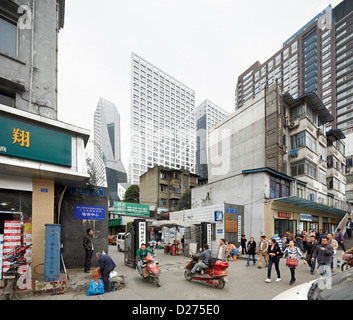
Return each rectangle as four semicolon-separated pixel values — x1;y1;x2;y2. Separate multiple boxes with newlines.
246;237;256;266
282;240;307;285
265;238;282;283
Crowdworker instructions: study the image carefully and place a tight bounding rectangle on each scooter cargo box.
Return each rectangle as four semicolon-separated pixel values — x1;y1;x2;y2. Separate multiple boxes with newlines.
142;265;149;278
213;261;229;270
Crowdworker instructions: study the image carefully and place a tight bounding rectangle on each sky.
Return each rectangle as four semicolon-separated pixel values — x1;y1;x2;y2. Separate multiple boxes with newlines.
57;0;343;171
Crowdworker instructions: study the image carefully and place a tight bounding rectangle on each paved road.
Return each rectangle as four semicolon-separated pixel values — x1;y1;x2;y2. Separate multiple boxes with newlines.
19;245;336;301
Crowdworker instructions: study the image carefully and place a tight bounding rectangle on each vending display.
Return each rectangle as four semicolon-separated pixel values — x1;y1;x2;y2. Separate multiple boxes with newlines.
2;220;21;274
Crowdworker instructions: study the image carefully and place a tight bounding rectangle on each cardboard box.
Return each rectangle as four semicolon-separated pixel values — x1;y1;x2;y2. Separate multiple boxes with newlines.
91;268;101;279
142;265;149;278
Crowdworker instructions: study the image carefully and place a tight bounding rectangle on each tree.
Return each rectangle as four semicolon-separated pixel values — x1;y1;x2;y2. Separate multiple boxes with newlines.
124;184;140;203
176;189;191;211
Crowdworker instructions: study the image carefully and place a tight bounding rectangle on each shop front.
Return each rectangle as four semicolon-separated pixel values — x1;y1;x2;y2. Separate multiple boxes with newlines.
0;107;90;280
265;196;347;238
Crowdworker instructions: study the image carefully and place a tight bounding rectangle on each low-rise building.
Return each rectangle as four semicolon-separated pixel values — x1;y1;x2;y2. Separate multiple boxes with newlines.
140;165;198;217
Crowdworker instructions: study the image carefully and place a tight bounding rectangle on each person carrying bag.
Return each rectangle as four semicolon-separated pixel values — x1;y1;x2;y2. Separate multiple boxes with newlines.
282;240;307;285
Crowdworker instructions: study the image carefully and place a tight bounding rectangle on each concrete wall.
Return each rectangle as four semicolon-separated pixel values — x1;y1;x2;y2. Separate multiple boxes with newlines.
191;172;266;242
60;187;109;269
208;91;266;183
0;0;60;119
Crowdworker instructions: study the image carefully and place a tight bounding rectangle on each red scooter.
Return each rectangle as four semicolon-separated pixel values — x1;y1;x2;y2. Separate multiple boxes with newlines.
137;254;161;287
184;256;229;289
341;253;353;271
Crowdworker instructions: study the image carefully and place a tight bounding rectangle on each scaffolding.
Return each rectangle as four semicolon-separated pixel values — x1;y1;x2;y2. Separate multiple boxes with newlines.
264;82;287;175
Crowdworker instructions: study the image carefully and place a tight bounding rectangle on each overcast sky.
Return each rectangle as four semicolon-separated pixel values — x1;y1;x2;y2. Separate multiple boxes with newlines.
57;0;342;170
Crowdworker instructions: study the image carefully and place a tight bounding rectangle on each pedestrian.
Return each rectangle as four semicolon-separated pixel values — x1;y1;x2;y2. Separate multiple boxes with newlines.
257;235;268;269
241;235;247;255
295;230;304;252
327;233;338;272
281;235;288;251
302;230;308;249
311;236;334;278
83;228;94;273
265;238;282;283
285;230;293;244
346;218;353;238
217;238;228;262
335;228;346;252
305;235;318;275
282;240;307;285
246;237;256;266
318;229;327;245
96;252;117;292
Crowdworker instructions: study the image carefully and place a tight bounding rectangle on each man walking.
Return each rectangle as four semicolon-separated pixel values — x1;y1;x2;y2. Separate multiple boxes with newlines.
305;235;317;275
217;239;228;262
83;228;94;273
346;218;353;238
311;236;334;278
257;236;268;269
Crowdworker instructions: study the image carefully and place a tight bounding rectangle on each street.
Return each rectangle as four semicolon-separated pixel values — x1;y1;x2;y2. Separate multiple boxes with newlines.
20;245;327;301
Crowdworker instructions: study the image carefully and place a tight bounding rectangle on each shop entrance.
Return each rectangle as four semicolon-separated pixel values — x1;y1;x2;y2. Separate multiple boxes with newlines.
274;219;296;237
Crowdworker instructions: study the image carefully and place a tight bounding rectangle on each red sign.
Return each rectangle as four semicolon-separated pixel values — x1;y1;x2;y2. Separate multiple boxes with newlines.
278;212;291;219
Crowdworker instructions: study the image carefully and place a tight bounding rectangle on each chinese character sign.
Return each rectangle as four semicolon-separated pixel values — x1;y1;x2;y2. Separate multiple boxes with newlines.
74;205;105;220
12;128;30;147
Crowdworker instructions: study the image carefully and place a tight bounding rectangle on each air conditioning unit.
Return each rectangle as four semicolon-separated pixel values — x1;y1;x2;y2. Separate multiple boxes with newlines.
284;118;290;127
317;128;324;135
289;120;299;130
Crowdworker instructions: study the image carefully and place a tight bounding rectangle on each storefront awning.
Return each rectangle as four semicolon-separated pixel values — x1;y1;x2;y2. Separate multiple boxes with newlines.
273;196;349;217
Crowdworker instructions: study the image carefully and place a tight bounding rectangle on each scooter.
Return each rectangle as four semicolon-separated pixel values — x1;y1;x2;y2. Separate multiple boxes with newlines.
3;243;32;300
136;254;161;287
341;253;353;271
184;256;229;289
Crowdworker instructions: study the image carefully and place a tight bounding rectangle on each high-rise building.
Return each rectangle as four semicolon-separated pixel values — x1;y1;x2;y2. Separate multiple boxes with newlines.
235;1;353;132
195;99;229;181
129;53;196;185
94;98;127;205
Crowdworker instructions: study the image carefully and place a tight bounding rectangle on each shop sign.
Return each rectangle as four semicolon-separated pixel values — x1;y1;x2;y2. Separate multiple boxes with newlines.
0;115;72;167
278;212;291;219
300;214;312;221
114;202;150;217
74;205;105;220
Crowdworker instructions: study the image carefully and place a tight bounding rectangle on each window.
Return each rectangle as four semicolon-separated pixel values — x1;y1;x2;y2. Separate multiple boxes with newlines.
269;176;290;199
290;131;305;150
291;104;305;120
291;159;317;179
0;15;17;56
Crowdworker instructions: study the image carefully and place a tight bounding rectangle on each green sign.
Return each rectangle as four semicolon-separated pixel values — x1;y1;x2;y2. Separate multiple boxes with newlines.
0;115;72;167
114;202;150;217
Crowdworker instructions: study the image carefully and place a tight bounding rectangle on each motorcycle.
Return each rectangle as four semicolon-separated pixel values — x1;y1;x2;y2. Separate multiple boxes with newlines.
341;253;353;272
3;243;32;300
136;254;161;287
184;256;229;289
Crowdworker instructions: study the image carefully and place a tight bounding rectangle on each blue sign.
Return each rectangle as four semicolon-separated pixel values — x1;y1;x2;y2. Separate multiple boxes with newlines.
41;188;48;193
226;207;237;214
74;205;105;220
214;211;224;221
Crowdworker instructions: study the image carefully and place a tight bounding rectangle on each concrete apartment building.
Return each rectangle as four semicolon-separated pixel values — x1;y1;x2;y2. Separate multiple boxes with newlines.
0;0;90;279
129;53;196;185
139;166;198;217
93;98;127;206
191;83;350;242
195;99;229;181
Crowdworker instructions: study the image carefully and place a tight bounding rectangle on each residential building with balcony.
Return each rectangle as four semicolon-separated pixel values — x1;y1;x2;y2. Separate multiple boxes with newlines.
192;82;351;241
139;165;198;218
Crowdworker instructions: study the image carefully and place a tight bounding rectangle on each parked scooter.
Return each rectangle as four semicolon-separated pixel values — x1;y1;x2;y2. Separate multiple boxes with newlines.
136;254;161;287
341;253;353;271
184;255;229;289
3;243;32;300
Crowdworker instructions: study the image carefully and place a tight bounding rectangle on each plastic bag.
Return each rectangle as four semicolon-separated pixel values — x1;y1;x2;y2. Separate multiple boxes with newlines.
86;279;105;296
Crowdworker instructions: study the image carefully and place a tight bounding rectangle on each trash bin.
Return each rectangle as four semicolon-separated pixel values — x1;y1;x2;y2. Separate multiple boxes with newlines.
44;224;61;282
